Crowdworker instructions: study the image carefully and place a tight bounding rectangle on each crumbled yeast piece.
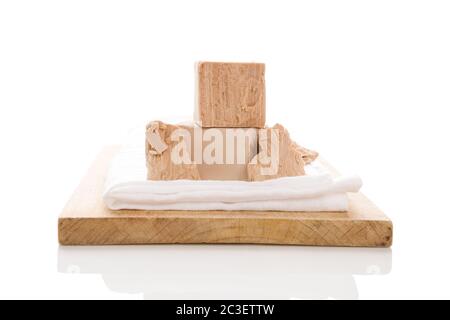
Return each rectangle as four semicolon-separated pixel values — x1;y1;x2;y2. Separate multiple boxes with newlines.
145;121;201;180
247;124;319;181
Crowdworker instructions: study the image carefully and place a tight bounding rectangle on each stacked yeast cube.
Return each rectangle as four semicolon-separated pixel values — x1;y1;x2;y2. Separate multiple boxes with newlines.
145;62;317;181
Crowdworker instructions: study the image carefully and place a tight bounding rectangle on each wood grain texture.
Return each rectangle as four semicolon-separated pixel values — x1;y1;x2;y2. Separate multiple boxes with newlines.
59;146;393;247
196;62;266;128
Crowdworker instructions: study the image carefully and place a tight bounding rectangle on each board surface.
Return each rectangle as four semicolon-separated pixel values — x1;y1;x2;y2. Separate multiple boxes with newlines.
58;147;393;247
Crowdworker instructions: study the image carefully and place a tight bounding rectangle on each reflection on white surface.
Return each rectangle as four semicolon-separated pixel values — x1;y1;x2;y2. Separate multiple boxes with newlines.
58;245;392;300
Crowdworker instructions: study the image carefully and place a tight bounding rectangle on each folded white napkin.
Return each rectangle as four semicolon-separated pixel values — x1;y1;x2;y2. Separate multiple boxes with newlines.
103;142;362;212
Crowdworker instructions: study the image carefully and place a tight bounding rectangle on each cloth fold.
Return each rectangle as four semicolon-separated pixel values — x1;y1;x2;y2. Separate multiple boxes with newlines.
103;144;362;212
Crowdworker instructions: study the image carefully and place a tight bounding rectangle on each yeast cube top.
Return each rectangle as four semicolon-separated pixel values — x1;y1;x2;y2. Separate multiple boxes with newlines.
195;61;266;128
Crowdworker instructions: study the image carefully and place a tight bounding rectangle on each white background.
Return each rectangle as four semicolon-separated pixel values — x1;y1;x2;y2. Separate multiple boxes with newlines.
0;0;449;299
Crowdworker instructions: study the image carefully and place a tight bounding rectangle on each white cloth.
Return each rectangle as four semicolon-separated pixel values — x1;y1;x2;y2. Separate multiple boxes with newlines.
103;142;362;212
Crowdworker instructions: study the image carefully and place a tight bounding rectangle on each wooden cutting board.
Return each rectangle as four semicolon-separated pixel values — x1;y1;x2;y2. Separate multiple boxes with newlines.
58;146;393;247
